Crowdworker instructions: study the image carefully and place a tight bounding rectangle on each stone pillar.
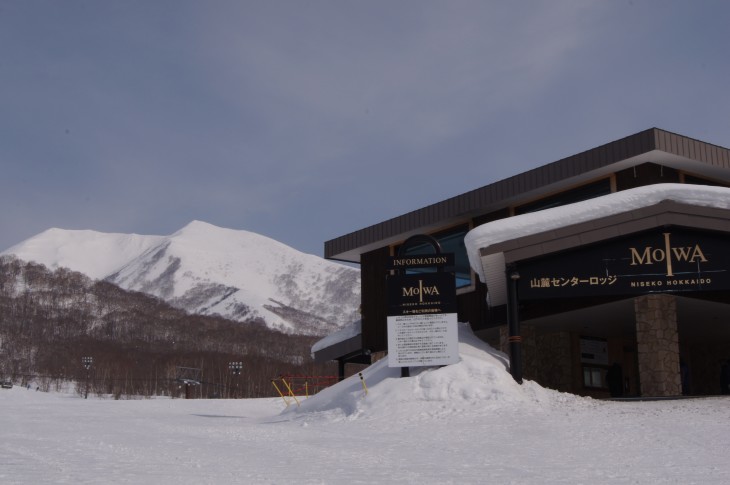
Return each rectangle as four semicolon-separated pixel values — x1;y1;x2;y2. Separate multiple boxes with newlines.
535;332;572;393
634;294;681;397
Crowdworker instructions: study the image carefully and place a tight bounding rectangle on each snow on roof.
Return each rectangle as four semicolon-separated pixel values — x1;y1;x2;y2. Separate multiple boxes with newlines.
464;183;730;305
311;319;362;355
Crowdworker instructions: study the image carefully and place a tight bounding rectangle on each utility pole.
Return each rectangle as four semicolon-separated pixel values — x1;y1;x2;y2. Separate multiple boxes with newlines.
228;361;242;398
81;356;93;399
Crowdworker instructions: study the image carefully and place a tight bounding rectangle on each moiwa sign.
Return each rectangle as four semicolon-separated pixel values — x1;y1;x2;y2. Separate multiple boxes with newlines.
386;271;459;368
517;227;730;300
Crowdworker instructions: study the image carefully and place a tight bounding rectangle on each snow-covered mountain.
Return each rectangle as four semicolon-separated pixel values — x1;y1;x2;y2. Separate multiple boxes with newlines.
1;221;360;336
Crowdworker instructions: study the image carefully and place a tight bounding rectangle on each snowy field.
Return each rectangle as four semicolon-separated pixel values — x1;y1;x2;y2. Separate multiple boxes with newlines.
3;324;730;484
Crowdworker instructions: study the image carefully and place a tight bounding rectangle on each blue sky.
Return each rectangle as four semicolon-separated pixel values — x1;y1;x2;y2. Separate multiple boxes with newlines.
2;1;729;257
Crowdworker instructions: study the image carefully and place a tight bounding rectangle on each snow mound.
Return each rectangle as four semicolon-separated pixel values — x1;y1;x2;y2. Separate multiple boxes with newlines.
287;323;588;420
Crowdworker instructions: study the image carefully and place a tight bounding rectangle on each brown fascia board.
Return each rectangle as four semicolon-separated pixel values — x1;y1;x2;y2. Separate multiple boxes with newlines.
480;201;730;264
325;128;730;262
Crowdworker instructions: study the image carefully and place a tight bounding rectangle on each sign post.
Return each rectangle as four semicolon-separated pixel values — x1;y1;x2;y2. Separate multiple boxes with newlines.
386;235;459;377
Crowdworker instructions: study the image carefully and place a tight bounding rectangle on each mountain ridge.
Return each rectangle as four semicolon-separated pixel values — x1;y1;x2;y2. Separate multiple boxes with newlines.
1;221;360;336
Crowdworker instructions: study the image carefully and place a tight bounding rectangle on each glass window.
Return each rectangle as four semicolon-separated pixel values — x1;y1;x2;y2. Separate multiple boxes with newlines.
583;366;605;388
399;226;472;289
683;174;729;188
516;179;611;215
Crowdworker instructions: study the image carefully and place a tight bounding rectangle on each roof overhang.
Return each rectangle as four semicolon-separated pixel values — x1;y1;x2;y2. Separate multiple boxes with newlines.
312;334;365;363
466;184;730;307
311;320;370;363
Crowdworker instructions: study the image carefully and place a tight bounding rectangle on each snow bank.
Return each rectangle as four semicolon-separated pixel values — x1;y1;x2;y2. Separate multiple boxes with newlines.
290;323;585;420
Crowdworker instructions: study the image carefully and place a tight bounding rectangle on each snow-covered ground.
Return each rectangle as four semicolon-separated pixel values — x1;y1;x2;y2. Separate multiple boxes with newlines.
3;324;729;484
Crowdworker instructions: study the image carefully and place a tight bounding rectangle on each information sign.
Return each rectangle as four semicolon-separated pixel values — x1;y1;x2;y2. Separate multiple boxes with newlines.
386;271;459;368
580;337;608;365
387;313;459;367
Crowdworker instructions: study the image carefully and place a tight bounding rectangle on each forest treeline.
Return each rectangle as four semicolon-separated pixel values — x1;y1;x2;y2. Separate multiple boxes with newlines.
0;255;336;399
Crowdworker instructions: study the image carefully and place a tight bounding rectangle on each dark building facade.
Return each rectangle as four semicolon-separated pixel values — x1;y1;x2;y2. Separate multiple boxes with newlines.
320;128;730;398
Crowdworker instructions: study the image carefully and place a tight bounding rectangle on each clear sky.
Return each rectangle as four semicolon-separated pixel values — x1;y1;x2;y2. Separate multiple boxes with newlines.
2;1;729;257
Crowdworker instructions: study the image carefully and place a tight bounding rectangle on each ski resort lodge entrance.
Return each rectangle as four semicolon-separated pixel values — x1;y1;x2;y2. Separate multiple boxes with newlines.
466;189;730;397
318;128;730;398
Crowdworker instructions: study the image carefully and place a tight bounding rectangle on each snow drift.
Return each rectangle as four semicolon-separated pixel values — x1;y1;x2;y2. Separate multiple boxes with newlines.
289;323;585;420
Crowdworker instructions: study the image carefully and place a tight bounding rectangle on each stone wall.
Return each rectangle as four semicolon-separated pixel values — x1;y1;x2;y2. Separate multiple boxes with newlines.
534;331;573;392
634;294;681;397
499;324;572;392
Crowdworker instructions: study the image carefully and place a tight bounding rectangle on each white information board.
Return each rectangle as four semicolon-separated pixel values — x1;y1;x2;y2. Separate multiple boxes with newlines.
580;337;609;365
387;313;460;368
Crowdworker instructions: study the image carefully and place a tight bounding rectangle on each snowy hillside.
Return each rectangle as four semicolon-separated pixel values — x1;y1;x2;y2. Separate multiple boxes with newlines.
1;221;360;335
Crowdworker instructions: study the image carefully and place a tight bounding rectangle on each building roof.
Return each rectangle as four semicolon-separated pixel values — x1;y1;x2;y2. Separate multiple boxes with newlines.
325;128;730;263
465;183;730;307
311;320;362;361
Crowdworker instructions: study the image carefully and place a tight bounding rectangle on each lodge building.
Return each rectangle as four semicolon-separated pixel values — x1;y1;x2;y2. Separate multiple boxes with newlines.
317;128;730;398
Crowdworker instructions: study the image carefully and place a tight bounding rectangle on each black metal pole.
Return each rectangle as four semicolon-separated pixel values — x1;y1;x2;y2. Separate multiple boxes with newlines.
506;265;523;384
229;362;242;398
337;359;345;381
82;356;93;399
